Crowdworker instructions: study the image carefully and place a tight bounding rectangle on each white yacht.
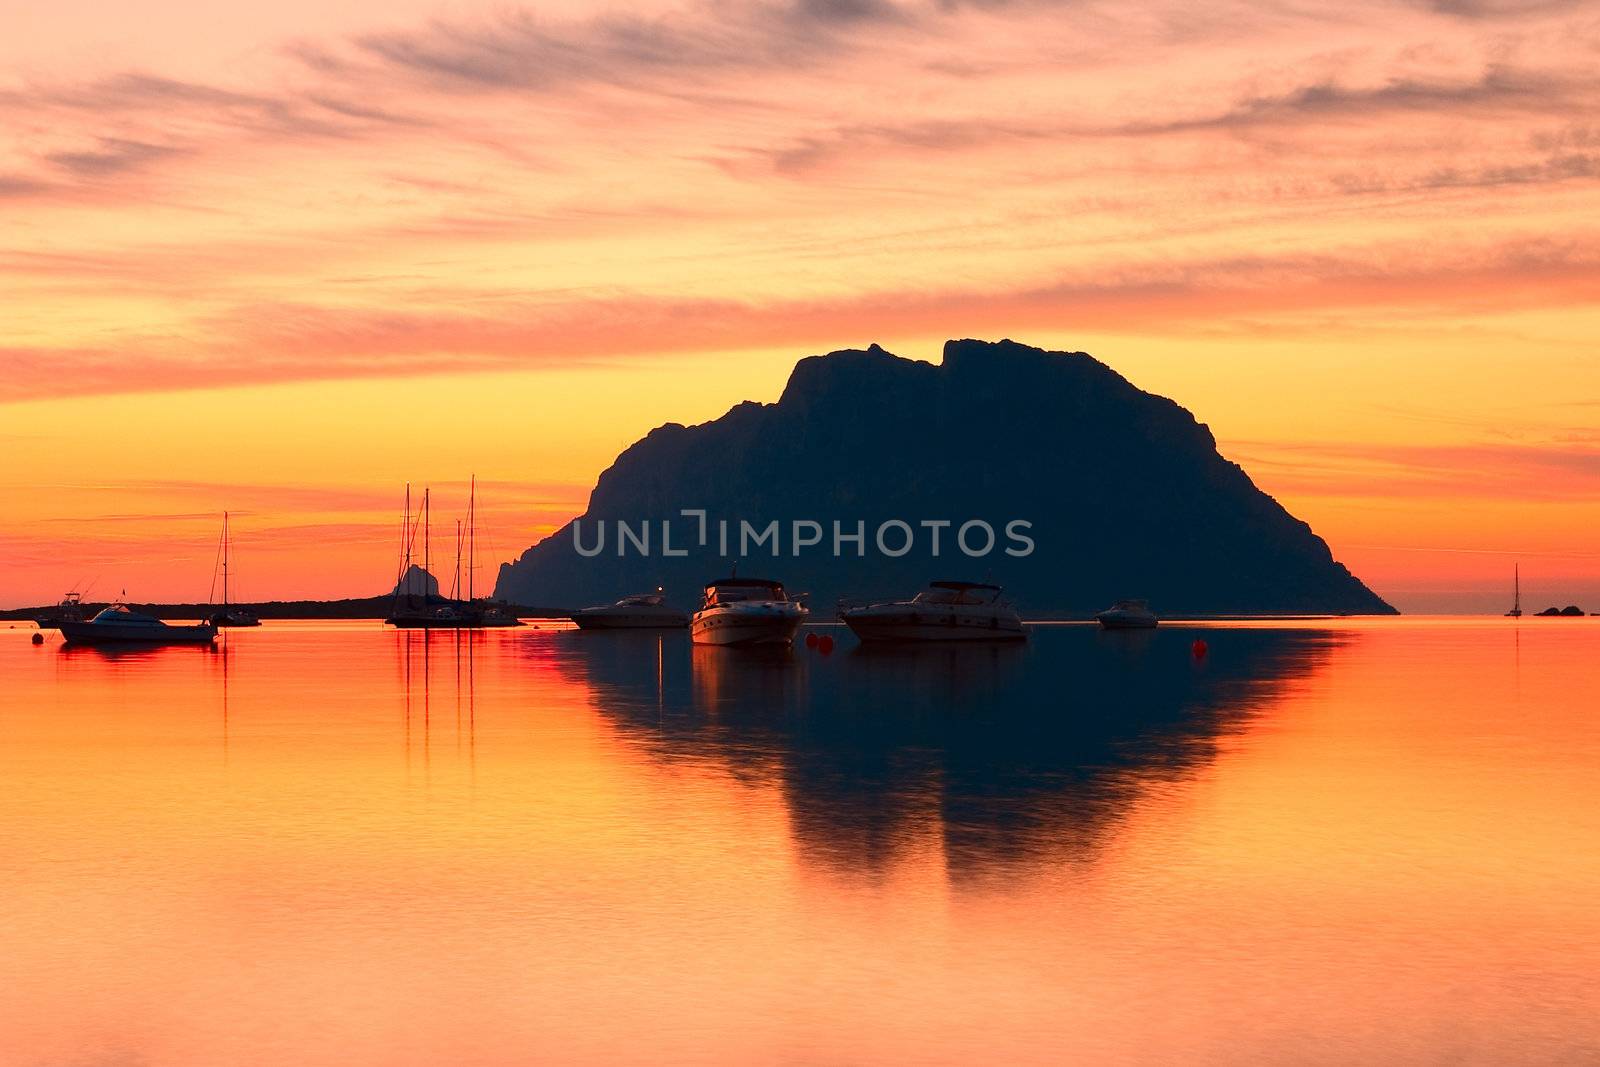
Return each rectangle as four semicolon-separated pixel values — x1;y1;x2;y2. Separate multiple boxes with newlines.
572;592;690;630
691;577;808;646
840;580;1026;643
58;605;217;646
1095;599;1159;630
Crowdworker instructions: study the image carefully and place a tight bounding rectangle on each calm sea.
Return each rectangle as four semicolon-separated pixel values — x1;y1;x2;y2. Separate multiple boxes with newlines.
2;619;1597;1065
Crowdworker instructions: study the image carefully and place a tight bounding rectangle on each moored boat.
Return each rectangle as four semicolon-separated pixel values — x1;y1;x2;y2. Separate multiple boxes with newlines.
840;580;1026;642
573;591;689;630
1095;599;1159;630
691;577;807;646
59;605;216;646
1505;564;1523;618
385;478;524;630
209;512;260;627
33;591;86;628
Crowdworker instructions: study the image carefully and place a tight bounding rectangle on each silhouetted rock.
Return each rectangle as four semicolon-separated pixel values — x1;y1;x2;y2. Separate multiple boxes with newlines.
391;564;440;599
496;339;1396;616
1537;605;1585;616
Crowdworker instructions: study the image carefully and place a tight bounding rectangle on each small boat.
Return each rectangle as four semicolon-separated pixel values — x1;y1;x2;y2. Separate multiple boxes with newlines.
466;600;524;628
840;580;1026;643
59;605;217;646
572;591;690;630
210;512;260;627
1095;599;1159;630
33;591;86;628
1505;564;1522;618
691;577;808;646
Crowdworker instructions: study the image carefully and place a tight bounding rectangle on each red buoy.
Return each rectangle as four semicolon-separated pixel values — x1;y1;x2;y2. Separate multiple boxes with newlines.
818;634;835;654
1192;638;1208;658
804;631;819;648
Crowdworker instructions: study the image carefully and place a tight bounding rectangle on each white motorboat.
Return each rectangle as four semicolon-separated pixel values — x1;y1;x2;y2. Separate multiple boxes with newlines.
58;605;217;646
840;580;1026;643
572;591;689;630
1095;599;1159;630
691;577;808;646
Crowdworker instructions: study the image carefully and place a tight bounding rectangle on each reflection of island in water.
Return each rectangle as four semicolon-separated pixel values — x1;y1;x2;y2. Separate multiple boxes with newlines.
536;626;1348;880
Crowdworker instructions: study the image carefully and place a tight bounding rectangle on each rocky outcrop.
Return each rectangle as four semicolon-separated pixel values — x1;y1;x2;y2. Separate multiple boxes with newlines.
496;339;1396;616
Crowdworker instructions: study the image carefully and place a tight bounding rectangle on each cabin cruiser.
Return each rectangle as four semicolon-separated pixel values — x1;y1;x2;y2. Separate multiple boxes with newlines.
1095;599;1159;630
32;592;86;628
691;577;808;646
58;605;217;646
572;592;689;630
840;580;1026;642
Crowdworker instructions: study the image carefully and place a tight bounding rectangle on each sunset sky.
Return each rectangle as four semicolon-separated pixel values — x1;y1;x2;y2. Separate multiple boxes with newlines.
3;0;1598;612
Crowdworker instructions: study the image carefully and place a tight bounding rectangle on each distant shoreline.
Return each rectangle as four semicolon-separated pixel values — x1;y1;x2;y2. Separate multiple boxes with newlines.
0;597;572;623
3;599;1421;625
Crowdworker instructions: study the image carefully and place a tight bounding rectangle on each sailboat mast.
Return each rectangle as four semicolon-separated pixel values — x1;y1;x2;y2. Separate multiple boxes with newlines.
399;483;413;603
1514;563;1520;613
222;511;230;607
454;519;463;602
424;488;431;602
468;474;476;604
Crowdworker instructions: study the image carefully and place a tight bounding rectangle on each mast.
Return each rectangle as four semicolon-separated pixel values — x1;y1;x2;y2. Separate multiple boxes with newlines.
222;511;230;607
454;519;463;602
400;483;412;604
423;487;431;603
468;474;477;604
1514;564;1520;614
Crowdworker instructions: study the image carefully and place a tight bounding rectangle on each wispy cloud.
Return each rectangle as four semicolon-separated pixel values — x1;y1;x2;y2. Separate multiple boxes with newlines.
4;233;1598;401
44;137;184;177
1228;440;1600;500
2;0;1598;400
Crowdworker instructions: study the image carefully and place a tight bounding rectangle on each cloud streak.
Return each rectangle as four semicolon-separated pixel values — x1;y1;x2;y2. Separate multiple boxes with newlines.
5;234;1599;401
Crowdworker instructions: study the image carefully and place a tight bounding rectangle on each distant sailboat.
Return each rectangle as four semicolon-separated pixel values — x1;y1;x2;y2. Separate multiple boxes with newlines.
1505;564;1522;618
210;512;261;627
386;478;522;629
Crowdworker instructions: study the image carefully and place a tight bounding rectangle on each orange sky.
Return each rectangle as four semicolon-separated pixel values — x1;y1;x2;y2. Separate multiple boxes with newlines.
3;0;1598;611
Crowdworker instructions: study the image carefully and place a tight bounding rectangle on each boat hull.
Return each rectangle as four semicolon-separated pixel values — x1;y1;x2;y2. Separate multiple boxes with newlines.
385;615;523;629
1096;613;1158;630
59;621;216;646
691;608;806;646
386;603;524;629
843;611;1026;643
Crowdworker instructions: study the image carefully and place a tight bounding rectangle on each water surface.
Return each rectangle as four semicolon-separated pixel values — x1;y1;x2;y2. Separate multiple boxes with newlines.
2;619;1597;1064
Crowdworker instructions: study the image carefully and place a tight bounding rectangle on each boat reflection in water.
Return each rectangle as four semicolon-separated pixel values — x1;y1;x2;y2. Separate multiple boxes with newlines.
537;624;1344;877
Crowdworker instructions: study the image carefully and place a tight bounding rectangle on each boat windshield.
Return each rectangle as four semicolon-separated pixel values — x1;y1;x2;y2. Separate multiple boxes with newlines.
913;585;999;606
617;594;665;607
90;605;161;625
705;581;786;605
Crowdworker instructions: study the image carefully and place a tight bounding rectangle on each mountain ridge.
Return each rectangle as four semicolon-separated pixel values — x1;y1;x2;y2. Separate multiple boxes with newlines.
497;339;1395;616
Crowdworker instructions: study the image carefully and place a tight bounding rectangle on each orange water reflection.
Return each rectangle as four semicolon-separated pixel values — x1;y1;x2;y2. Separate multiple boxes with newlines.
1;619;1597;1063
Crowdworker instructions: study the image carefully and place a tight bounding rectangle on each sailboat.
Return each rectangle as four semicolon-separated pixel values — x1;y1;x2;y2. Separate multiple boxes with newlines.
210;512;261;627
459;475;523;628
385;478;523;629
1505;564;1522;618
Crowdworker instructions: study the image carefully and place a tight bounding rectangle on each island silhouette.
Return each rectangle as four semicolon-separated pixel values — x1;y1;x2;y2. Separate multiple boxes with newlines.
497;339;1395;616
